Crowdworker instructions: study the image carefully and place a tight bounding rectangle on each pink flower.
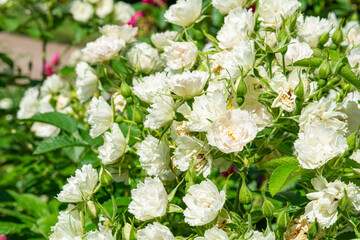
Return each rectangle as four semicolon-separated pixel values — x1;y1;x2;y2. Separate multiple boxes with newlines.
127;11;144;27
247;4;256;12
221;165;237;177
0;235;7;240
142;0;166;7
44;53;60;76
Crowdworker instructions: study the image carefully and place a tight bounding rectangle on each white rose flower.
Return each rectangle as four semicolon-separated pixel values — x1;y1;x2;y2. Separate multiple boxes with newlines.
49;205;83;240
217;7;254;49
70;1;94;23
31;122;61;138
350;150;360;164
137;135;170;177
195;227;229;240
164;41;198;70
95;0;113;18
86;230;114;240
82;35;125;64
339;100;360;134
137;222;175;240
88;96;113;138
100;24;138;43
206;80;228;96
164;0;202;27
17;87;41;119
0;98;13;110
151;31;179;49
189;90;227;132
75;62;98;102
129;177;168;221
348;47;360;76
174;135;212;177
127;43;159;73
113;92;126;113
343;21;360;47
132;72;169;104
207;109;258;154
57;164;98;202
299;97;348;134
183;179;226;226
245;230;275;240
242;100;273;131
244;70;269;101
297;15;333;47
276;39;313;67
258;0;301;29
114;1;135;23
98;123;127;165
294;124;347;169
212;0;246;14
144;95;175;130
41;74;64;97
167;70;208;97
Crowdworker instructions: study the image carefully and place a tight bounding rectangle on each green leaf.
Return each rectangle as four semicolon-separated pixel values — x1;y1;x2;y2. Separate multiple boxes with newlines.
293;57;324;68
33;135;89;154
261;156;298;170
24;112;78;133
7;190;49;218
166;204;183;213
0;16;20;32
269;163;299;196
74;24;88;43
25;26;41;39
0;222;27;235
337;63;360;90
168;178;184;202
0;53;14;68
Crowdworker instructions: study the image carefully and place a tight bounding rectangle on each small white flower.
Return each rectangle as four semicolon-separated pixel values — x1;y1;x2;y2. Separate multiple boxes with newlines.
17;87;41;119
212;0;246;14
151;31;179;49
75;62;98;102
167;70;208;97
95;0;113;18
70;1;94;23
113;92;126;113
348;47;360;76
183;179;226;226
339;100;360;134
144;95;175;130
189;90;227;132
244;69;269;101
137;222;175;240
86;230;114;240
132;72;169;104
127;43;159;73
0;98;13;110
129;177;168;221
217;7;254;49
100;24;138;43
258;0;301;29
174;135;212;177
49;205;83;240
31;122;61;138
207;109;258;154
350;150;360;164
164;41;198;70
164;0;202;27
195;227;229;240
242;100;273;131
297;15;333;47
294;123;347;169
82;35;125;64
41;74;64;97
57;164;98;202
114;1;135;23
137;135;170;177
276;39;313;67
98;123;127;165
245;230;275;240
343;21;360;47
88;96;113;138
299;97;348;134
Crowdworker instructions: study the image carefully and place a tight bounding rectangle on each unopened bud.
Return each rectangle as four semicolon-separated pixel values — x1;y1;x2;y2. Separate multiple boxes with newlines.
121;82;132;98
262;197;275;218
125;96;133;104
347;131;357;150
236;97;244;107
332;28;343;45
236;77;247;97
239;173;252;205
318;32;329;47
100;167;113;187
318;79;327;88
289;14;298;32
113;92;127;114
277;205;290;229
318;60;331;79
85;200;100;219
134;110;143;124
294;78;304;99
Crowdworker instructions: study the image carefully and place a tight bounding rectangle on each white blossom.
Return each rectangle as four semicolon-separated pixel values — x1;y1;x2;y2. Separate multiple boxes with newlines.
17;87;41;119
82;35;125;64
183;179;226;226
113;92;126;114
95;0;113;18
132;72;169;104
217;7;254;49
127;43;159;73
114;1;135;23
49;205;83;240
70;1;94;23
57;164;98;202
31;122;61;138
212;0;246;15
195;227;229;240
41;74;64;97
258;0;301;29
88;96;113;138
151;31;179;49
350;150;360;164
98;123;127;165
129;177;168;221
297;15;333;47
75;62;98;102
144;95;175;130
348;47;360;76
245;230;275;240
167;70;208;97
164;41;198;70
164;0;202;27
294;124;347;169
137;135;170;177
86;230;114;240
100;24;138;43
207;109;258;154
277;39;313;67
137;222;175;240
242;100;273;131
343;21;360;47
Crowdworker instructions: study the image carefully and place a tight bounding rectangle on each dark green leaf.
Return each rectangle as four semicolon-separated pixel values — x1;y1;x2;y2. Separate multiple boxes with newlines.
0;222;27;235
24;112;78;133
261;156;298;170
337;63;360;90
33;135;89;154
293;57;324;68
0;16;20;32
